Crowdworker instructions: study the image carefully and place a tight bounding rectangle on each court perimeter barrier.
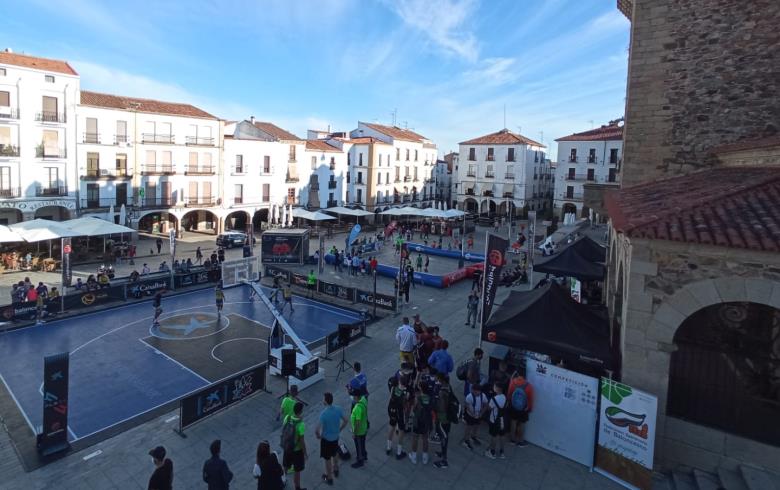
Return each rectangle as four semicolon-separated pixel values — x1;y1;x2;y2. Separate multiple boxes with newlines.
354;290;396;311
405;242;485;262
1;300;57;322
63;285;127;310
374;261;484;288
318;280;356;303
325;319;367;356
179;363;267;432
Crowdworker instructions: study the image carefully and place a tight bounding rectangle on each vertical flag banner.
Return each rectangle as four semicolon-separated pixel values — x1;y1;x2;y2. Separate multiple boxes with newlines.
61;237;72;287
346;223;361;250
318;236;325;274
527;211;537;268
40;353;70;455
481;233;509;326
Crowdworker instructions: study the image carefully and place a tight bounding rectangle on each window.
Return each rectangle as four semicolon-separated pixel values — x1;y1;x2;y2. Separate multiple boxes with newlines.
85;117;98;143
507;148;515;162
236;155;244;173
608;168;617;182
263;155;271;173
414;167;418;180
405;149;410;161
396;148;400;161
347;153;351;166
42;96;58;118
0;68;5;77
0;127;9;146
379;154;382;166
189;152;198;171
262;183;270;202
42;130;58;156
346;171;350;183
356;188;363;204
189;182;198;202
87;152;99;176
506;165;514;178
46;167;59;189
487;148;494;161
45;75;55;83
357;172;363;184
359;153;363;166
160;122;172;136
329;157;336;169
395;168;400;181
485;165;494;178
386;172;390;183
414;150;418;161
610;148;619;164
234;184;243;204
162;151;172;170
467;164;476;177
587;169;595;181
0;91;9;107
566;185;574;198
569;149;577;162
203;153;212;169
568;168;576;179
311;155;317;170
87;183;99;207
116;183;128;206
116;120;127;143
146;150;156;166
588;148;596;163
116;154;127;176
0;166;11;193
288;145;296;162
287;187;295;204
468;148;476;161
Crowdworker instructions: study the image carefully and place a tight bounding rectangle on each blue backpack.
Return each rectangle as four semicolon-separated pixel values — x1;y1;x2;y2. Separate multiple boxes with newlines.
511;383;529;411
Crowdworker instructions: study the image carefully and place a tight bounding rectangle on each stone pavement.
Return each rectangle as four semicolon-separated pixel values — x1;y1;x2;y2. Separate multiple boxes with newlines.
0;221;626;489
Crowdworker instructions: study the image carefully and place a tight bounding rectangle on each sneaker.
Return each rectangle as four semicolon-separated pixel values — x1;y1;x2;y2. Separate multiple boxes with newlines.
435;451;443;458
408;453;417;465
499;451;506;459
321;475;334;486
386;448;392;456
429;433;441;444
484;449;496;460
422;454;429;465
433;460;449;469
350;461;364;469
471;436;482;446
461;440;473;451
515;440;529;447
395;451;407;460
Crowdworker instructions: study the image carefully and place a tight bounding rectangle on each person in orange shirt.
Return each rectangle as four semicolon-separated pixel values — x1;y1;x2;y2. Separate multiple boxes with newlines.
506;371;534;447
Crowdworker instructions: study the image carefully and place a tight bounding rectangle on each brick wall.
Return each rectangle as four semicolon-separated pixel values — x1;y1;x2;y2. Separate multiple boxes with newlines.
622;0;780;186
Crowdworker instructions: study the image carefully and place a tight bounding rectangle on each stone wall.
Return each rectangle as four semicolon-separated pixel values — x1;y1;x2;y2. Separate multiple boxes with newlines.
611;233;780;472
622;0;780;186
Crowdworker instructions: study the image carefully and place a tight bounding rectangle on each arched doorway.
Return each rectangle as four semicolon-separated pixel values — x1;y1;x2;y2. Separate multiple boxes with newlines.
34;206;70;221
0;208;23;225
252;208;269;231
581;205;591;219
182;209;218;235
667;302;780;446
562;203;577;220
463;198;478;213
225;210;250;232
138;212;178;234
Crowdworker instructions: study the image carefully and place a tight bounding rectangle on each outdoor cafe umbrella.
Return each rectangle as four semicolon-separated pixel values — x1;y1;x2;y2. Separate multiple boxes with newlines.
0;224;24;243
119;204;127;227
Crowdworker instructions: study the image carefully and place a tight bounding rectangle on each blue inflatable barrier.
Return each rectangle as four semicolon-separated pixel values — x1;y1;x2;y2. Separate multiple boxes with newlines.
374;263;444;288
405;242;484;262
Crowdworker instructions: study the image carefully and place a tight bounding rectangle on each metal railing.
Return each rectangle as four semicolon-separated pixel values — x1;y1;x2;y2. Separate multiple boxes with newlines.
232;166;245;175
185;166;215;175
562;191;584;200
504;173;514;179
81;198;131;209
140;198;174;208
82;132;101;144
36;186;68;197
184;197;216;206
484;172;495;178
568;156;578;163
36;147;67;158
328;180;337;189
141;165;175;175
0;145;19;157
36;111;66;123
587;157;597;163
141;133;174;144
327;200;338;207
114;134;129;144
403;176;411;182
0;187;21;198
466;171;476;177
185;136;215;146
0;107;20;119
83;168;131;179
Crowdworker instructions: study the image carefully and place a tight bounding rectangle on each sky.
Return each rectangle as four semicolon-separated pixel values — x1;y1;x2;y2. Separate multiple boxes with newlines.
1;0;630;158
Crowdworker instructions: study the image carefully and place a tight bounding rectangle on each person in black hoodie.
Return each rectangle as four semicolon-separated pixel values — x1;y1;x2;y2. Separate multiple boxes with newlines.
203;439;234;489
253;440;284;490
148;446;173;490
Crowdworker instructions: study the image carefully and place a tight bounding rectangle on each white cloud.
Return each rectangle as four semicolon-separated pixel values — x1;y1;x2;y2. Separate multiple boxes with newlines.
462;57;517;87
384;0;479;62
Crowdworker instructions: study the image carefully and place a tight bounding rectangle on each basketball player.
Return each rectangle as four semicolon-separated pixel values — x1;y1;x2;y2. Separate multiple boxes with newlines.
215;284;225;317
152;291;163;326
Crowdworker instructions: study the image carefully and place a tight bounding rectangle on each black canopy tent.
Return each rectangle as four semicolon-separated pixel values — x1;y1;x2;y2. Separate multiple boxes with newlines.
533;241;606;281
565;235;607;263
482;282;613;370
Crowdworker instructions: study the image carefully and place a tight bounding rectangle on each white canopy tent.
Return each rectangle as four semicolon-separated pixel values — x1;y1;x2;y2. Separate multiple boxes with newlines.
443;209;466;218
0;225;24;243
323;206;374;217
63;217;135;236
9;219;81;242
291;208;336;221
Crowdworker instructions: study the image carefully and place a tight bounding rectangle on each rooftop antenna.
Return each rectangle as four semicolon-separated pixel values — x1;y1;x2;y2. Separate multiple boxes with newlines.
539;130;544;144
503;104;506;130
516;125;522;135
391;108;397;126
588;119;594;128
402;121;408;129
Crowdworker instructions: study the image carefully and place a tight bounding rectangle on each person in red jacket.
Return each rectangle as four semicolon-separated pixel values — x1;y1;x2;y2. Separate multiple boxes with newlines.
507;372;534;447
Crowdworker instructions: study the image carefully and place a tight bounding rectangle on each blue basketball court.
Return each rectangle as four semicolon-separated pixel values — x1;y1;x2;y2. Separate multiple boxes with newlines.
0;285;360;442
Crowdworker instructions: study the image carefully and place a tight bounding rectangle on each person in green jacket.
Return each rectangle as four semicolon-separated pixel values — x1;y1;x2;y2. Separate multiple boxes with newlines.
350;393;368;468
306;270;317;298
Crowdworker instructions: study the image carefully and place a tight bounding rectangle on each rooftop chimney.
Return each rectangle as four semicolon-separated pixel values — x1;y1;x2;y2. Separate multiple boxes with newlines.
4;48;12;53
250;116;255;124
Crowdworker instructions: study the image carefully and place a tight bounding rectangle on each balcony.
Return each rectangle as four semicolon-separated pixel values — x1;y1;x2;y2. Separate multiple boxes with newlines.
233;197;243;205
36;147;67;159
82;132;101;144
0;145;19;157
0;107;20;119
465;189;475;196
328;180;337;189
394;178;401;183
285;174;299;183
466;171;476;177
262;167;272;175
503;192;514;199
141;165;175;175
484;172;495;178
82;168;132;180
403;176;411;182
36;186;68;197
36;111;66;123
486;155;495;162
504;173;514;179
355;180;364;185
565;174;587;181
232;166;246;175
482;190;494;197
185;165;215;175
81;198;131;209
561;191;584;201
185;136;215;146
568;156;578;163
587;157;597;164
327;200;338;208
140;198;174;209
184;197;216;207
114;134;129;145
142;133;174;144
0;187;21;198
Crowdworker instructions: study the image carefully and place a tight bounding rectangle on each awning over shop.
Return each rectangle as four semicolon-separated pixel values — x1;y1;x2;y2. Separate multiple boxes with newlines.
0;225;24;243
9;219;81;242
483;282;613;368
63;217;136;236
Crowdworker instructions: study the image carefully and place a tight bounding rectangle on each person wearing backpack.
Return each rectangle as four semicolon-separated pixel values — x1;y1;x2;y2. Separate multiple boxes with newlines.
507;372;534;447
386;375;412;460
456;348;484;397
460;383;488;450
281;402;307;490
408;381;434;465
432;373;458;469
485;383;509;459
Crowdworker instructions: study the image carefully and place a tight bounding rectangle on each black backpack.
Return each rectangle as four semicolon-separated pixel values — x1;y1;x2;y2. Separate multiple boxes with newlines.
456;359;471;381
446;390;461;424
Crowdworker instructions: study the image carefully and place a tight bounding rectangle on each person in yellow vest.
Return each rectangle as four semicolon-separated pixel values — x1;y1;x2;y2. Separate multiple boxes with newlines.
306;270;316;298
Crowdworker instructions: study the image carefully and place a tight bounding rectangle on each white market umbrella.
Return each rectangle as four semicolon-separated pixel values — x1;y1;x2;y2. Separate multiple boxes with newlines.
108;204;115;223
63;216;135;236
119;204;127;226
288;205;294;227
281;205;287;228
10;219;81;242
443;209;466;218
0;225;24;243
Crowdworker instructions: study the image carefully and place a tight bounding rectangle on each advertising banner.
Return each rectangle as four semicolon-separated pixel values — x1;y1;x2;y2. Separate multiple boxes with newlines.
346;223;361;249
39;353;70;455
126;276;171;299
173;270;214;289
264;265;290;283
261;233;303;264
480;233;509;326
63;285;125;311
355;289;396;311
595;378;658;490
290;272;308;289
61;237;72;287
1;300;54;322
527;211;537;266
180;363;266;430
570;278;582;303
318;280;355;302
326;320;366;355
524;359;599;467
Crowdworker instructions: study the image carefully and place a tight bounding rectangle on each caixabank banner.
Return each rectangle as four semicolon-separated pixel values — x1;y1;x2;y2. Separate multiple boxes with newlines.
595;378;658;490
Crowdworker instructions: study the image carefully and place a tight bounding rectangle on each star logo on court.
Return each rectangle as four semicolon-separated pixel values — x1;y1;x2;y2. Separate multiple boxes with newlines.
163;315;215;335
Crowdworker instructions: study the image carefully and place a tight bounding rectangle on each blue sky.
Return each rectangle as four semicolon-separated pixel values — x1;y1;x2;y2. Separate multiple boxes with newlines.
2;0;630;157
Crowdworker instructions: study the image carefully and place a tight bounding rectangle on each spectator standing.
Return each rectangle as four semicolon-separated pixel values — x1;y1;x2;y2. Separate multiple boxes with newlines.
202;439;234;489
280;284;294;314
427;340;453;376
408;382;433;465
306;270;317;298
148;446;173;490
282;402;307;490
484;383;508;459
466;292;479;328
350;392;368;468
279;385;298;422
156;237;163;254
433;374;454;469
347;362;368;399
396;318;416;366
507;372;534;447
386;376;411;460
461;384;488;451
253;440;284;490
315;392;347;485
142;263;150;275
196;246;203;264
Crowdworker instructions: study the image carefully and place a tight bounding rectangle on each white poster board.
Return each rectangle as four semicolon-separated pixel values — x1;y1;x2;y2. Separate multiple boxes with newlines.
524;359;599;467
595;378;658;490
570;278;581;303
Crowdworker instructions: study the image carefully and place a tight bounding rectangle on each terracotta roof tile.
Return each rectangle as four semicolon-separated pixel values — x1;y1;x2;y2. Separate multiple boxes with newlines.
460;129;546;148
0;51;78;76
252;121;302;142
305;140;341;152
339;136;391;145
555;124;623;142
80;90;216;119
711;134;780;154
361;122;428;143
606;167;780;252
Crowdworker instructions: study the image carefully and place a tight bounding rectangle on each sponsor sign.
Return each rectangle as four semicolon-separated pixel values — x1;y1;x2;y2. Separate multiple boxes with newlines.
62;285;125;310
355;290;396;311
61;237;72;287
126;276;171;299
39;353;70;455
595;379;658;490
173;270;214;288
261;233;305;264
346;223;361;249
326;320;366;355
527;211;537;268
480;233;508;326
2;300;53;322
180;363;266;431
264;265;290;283
290;272;308;288
570;277;582;303
318;280;355;302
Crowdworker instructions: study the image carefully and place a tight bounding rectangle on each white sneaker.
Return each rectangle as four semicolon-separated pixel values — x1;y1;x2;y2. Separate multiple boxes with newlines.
484;449;496;460
422;453;429;465
408;452;417;465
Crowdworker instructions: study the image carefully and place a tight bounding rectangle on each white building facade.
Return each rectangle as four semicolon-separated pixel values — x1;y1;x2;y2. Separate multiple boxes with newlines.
0;50;80;224
553;122;623;219
434;159;452;205
456;129;552;217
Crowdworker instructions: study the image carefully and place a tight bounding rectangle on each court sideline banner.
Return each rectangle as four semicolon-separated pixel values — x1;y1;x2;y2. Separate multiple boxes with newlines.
63;285;126;311
318;280;355;302
265;265;291;283
39;353;70;456
355;289;396;311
